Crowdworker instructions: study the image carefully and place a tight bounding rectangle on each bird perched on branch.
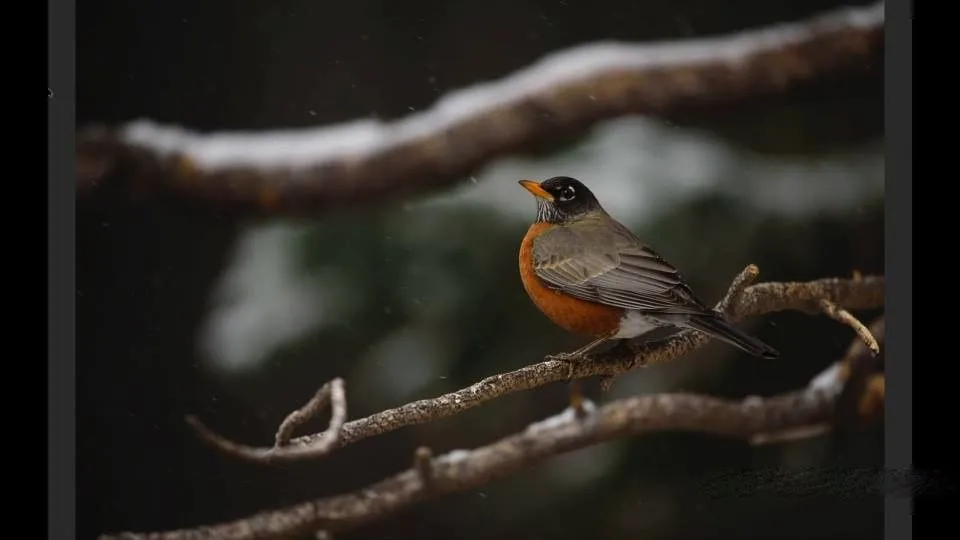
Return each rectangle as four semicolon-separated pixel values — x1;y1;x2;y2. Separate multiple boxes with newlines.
518;176;779;361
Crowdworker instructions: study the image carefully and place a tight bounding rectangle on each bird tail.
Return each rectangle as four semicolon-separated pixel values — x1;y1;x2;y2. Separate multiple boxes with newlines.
686;313;779;359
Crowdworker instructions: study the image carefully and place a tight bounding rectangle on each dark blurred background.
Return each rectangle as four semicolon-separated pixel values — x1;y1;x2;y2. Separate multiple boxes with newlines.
77;1;884;539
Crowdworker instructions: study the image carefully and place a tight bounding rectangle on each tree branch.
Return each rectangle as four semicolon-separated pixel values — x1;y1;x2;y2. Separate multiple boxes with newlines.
99;311;884;540
77;3;884;217
274;378;347;448
185;266;883;465
187;378;350;463
819;298;880;356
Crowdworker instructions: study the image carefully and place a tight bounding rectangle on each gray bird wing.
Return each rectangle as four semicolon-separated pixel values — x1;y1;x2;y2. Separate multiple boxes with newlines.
531;217;708;315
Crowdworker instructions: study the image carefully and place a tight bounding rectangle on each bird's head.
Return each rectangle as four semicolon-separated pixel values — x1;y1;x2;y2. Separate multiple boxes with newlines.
518;176;603;224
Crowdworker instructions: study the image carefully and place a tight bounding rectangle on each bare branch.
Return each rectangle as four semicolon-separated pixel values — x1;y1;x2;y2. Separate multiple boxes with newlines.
187;378;348;462
819;298;880;356
99;320;882;540
276;379;345;447
77;3;884;217
186;269;883;464
842;315;884;365
717;264;760;315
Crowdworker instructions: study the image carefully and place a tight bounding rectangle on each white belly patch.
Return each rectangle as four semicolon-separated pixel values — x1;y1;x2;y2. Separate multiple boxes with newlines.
613;310;669;339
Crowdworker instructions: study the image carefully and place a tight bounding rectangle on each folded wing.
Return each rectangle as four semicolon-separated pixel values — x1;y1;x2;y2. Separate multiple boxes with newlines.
532;218;708;315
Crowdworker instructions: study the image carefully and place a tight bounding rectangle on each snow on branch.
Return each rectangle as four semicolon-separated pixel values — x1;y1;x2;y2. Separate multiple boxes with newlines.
99;268;884;540
77;3;884;217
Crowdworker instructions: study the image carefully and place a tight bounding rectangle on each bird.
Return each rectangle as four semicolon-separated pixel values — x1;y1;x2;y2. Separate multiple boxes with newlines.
517;176;779;361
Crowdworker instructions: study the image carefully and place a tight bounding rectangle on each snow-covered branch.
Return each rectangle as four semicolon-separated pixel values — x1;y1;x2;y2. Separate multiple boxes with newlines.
77;3;884;217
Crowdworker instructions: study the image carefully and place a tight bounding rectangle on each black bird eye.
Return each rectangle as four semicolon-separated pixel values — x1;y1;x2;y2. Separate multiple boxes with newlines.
559;186;576;201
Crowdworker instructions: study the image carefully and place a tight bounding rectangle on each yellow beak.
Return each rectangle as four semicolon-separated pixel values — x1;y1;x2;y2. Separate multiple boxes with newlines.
518;180;554;201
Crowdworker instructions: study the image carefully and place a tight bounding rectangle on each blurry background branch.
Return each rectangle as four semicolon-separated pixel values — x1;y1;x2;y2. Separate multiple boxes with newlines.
100;308;885;540
76;2;883;217
184;267;883;465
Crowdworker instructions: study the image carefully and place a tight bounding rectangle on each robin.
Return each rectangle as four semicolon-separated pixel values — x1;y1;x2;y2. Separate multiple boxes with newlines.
518;176;779;361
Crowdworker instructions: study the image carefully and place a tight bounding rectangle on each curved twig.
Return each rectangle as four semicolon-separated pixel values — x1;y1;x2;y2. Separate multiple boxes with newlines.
188;378;349;462
275;379;346;448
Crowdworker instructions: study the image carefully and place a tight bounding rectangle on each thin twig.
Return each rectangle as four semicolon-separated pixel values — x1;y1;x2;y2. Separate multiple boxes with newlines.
819;298;880;356
718;264;760;316
185;269;883;464
276;380;333;447
76;3;884;217
188;378;348;462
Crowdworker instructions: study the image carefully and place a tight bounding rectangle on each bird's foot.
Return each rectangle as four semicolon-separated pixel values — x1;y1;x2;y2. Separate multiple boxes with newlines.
545;351;594;381
545;351;588;363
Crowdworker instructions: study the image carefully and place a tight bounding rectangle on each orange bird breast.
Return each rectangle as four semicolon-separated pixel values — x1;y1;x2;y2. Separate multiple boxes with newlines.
518;222;624;337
